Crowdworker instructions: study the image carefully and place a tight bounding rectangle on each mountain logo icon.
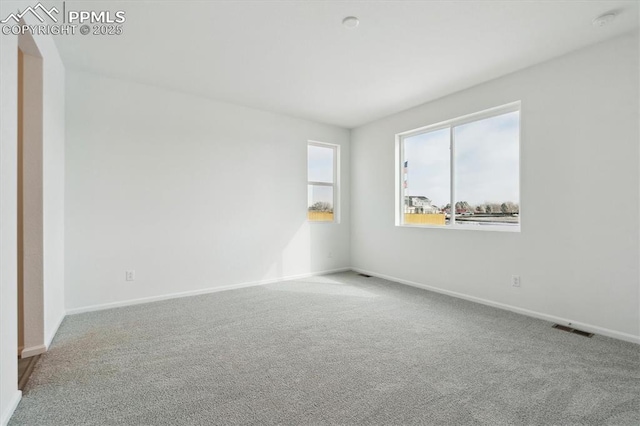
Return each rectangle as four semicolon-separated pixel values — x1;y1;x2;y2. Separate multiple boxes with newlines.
1;2;59;24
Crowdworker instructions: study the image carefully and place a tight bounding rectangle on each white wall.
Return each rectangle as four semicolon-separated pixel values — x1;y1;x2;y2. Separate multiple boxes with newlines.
0;11;65;423
65;70;350;312
351;33;640;342
39;28;66;349
0;30;21;426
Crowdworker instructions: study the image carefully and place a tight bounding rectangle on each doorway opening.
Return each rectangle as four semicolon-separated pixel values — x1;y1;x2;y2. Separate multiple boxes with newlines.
17;30;45;389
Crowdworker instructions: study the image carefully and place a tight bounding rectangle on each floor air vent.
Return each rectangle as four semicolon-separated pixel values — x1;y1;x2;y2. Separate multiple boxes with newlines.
552;324;594;338
358;273;372;278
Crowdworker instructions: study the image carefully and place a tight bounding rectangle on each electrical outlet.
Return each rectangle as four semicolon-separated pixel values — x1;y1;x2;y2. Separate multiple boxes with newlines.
126;270;135;281
511;275;521;288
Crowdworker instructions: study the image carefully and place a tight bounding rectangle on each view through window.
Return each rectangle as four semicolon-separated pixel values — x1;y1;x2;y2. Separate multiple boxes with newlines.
400;103;520;229
308;142;337;222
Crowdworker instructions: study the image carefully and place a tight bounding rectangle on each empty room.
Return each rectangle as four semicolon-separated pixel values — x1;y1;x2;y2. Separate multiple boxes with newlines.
0;0;639;425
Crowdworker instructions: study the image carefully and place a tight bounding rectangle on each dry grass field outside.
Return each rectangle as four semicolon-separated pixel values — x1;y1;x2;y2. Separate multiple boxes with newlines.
308;211;334;222
404;213;446;225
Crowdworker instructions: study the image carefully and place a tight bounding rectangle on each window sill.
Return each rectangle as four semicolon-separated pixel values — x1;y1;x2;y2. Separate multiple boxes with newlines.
398;223;520;233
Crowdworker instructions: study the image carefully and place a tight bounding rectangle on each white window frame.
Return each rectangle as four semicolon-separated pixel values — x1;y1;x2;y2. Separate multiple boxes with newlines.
308;141;339;224
395;101;521;232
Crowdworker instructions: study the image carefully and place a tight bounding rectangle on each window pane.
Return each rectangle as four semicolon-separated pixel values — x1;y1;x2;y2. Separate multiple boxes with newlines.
308;145;334;183
308;185;334;222
403;128;450;226
454;111;519;226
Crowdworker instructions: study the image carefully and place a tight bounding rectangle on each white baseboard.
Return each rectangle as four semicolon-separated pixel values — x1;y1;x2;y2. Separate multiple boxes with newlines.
21;344;46;358
352;267;640;345
45;312;65;349
56;265;640;345
1;390;21;426
66;267;352;315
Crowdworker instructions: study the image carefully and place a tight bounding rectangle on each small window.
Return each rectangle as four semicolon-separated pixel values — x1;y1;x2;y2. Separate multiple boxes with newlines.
308;141;338;223
397;102;520;231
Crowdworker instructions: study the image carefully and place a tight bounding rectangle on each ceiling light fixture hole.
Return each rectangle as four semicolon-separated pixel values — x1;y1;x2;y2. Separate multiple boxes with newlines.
592;12;617;27
342;16;359;29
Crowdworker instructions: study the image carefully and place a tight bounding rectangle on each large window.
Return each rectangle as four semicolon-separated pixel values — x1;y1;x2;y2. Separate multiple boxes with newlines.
397;102;520;231
308;141;338;222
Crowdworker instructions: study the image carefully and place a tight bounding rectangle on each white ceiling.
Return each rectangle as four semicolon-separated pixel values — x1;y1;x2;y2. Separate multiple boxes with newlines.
44;1;640;127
